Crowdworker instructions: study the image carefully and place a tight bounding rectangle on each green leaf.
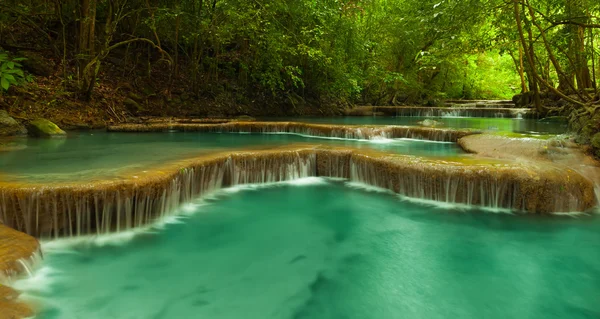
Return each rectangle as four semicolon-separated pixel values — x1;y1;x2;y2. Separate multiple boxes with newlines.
3;74;15;82
1;77;9;90
7;62;14;69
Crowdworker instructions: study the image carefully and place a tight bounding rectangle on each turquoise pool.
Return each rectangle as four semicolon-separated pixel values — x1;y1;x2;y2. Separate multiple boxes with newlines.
266;117;567;134
0;131;461;182
18;179;600;319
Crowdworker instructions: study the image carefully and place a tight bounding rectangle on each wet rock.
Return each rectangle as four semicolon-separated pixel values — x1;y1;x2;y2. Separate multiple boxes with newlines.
27;118;67;137
417;119;443;127
18;51;53;77
0;110;27;136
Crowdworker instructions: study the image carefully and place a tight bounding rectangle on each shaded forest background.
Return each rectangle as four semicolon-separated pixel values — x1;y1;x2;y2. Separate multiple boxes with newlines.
0;0;598;123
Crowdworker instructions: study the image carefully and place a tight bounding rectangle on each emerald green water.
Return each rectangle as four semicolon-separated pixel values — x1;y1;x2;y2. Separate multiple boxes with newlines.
268;117;567;134
19;180;600;319
0;132;460;182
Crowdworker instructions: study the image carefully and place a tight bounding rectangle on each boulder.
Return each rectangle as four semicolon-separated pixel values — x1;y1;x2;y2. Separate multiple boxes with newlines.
0;110;27;136
18;51;53;77
27;118;66;137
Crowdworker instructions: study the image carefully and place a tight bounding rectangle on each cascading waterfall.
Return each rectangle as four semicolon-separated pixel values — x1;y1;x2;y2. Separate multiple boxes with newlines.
377;107;533;118
108;122;476;142
0;147;595;238
0;150;317;238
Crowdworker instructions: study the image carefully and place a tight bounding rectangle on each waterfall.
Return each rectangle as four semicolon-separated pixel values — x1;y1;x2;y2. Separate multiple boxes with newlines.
0;150;317;238
0;147;595;238
108;122;476;142
375;107;534;118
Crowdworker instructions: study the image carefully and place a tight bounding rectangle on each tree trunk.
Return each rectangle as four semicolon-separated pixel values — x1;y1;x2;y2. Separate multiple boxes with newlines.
566;0;593;90
79;0;97;100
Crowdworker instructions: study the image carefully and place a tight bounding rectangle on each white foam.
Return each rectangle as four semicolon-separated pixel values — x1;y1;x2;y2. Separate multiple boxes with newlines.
345;181;515;214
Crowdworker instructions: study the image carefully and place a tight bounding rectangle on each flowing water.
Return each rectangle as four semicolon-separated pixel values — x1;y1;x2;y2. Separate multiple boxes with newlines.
17;179;600;319
266;117;567;134
0;131;460;182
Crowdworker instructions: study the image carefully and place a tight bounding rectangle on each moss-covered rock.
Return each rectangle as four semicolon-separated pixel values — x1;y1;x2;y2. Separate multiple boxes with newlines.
27;118;66;137
0;110;27;136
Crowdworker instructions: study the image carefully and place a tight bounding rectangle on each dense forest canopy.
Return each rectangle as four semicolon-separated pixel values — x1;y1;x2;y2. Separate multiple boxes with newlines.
0;0;598;114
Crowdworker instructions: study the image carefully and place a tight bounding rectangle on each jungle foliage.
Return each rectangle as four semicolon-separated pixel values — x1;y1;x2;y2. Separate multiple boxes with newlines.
0;0;598;111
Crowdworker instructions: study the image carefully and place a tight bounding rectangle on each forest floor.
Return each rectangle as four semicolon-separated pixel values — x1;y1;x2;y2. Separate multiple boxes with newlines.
0;51;344;130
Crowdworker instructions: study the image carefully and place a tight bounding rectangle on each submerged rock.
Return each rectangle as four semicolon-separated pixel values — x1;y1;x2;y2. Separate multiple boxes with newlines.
417;119;443;127
0;110;27;136
27;118;66;137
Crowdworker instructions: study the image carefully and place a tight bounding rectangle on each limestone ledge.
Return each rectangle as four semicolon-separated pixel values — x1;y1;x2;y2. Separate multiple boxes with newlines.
0;224;39;319
108;121;478;142
458;133;600;202
0;145;595;239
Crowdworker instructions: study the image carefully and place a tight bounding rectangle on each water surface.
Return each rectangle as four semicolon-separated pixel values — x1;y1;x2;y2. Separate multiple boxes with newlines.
20;180;600;319
0;132;460;182
266;117;567;134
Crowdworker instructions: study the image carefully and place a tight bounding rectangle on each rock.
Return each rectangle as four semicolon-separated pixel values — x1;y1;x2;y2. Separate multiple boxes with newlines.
18;51;53;77
27;118;67;137
417;119;443;127
124;98;145;113
0;110;27;136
